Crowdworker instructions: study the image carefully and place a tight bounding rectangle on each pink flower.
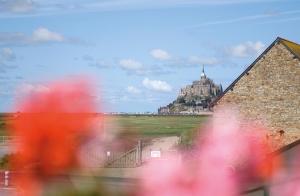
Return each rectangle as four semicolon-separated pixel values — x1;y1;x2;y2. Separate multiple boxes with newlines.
138;108;281;196
270;156;300;196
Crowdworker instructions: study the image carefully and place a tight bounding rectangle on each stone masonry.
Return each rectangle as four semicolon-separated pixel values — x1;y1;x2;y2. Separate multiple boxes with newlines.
212;38;300;146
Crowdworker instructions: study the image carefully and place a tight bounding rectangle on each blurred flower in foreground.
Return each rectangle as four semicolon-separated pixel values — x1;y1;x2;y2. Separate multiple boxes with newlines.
138;108;281;196
10;79;97;195
270;155;300;196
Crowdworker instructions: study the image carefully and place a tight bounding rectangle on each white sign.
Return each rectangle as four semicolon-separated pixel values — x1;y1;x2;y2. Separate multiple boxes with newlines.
151;150;161;158
106;151;111;156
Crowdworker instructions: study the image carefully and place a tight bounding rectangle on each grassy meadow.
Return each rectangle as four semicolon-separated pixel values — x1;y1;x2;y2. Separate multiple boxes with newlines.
111;115;209;146
0;114;210;146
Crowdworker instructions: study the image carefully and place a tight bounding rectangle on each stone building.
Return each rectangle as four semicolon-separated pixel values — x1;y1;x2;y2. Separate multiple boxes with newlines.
211;37;300;146
158;66;222;114
179;66;223;100
158;106;170;114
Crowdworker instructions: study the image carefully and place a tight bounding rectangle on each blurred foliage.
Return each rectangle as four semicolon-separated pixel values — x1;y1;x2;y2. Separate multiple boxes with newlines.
0;113;15;136
0;154;12;169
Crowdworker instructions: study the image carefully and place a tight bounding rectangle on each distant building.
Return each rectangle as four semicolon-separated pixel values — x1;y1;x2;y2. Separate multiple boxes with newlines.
158;66;222;115
158;106;170;114
211;37;300;146
179;65;222;99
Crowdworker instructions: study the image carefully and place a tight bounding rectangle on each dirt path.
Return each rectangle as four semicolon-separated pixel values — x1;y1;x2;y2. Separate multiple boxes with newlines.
98;136;180;179
141;136;180;161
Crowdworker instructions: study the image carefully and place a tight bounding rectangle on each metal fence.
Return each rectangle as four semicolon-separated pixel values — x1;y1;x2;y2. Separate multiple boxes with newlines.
0;137;143;168
105;140;142;168
83;140;143;168
0;136;15;146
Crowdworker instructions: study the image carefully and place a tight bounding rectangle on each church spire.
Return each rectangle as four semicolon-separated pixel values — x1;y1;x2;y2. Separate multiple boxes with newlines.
201;65;206;79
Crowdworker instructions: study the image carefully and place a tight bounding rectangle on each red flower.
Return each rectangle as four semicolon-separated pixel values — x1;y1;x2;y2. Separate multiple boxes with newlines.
10;79;96;195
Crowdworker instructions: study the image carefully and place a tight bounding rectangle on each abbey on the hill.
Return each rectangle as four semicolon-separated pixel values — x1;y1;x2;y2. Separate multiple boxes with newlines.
158;66;222;115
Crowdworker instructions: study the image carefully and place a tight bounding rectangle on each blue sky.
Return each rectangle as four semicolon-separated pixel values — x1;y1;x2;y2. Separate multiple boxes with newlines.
0;0;300;113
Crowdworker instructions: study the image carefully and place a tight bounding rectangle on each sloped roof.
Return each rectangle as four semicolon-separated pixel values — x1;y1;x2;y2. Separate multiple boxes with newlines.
210;37;300;107
280;38;300;59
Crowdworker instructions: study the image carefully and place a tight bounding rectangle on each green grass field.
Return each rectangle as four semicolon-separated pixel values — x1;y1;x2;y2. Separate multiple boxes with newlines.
114;115;209;146
0;114;209;169
0;114;210;146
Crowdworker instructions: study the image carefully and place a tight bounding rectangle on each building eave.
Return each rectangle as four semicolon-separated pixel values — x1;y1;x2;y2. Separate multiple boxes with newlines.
210;37;300;108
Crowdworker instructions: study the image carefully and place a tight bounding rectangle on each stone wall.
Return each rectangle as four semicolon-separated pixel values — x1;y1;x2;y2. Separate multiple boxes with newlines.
214;42;300;145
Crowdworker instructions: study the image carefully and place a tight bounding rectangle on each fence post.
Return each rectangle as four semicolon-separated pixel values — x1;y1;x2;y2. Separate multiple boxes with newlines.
136;140;142;166
4;171;9;187
263;186;269;196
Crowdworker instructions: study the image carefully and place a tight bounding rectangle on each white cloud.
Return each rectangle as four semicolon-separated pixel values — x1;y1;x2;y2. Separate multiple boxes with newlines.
82;54;94;61
31;27;65;42
119;59;143;70
0;47;17;72
0;0;279;18
18;83;50;95
188;56;219;65
190;9;300;28
120;95;129;101
1;48;16;61
150;49;171;60
0;32;27;46
228;41;265;58
0;27;67;46
0;0;35;13
126;86;141;94
164;55;219;68
89;60;112;69
142;78;172;93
